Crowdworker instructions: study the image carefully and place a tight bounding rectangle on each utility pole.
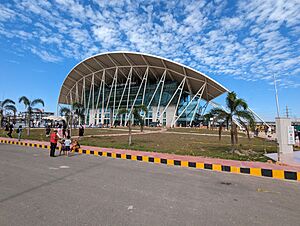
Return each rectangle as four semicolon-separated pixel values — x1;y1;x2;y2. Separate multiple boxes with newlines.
285;106;290;118
274;74;280;118
273;74;281;162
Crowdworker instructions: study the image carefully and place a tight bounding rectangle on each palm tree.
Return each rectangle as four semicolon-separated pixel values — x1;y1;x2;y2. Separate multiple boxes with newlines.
72;102;85;127
132;105;148;132
208;92;255;146
0;99;16;127
202;112;213;129
118;105;148;145
19;96;44;135
60;107;71;126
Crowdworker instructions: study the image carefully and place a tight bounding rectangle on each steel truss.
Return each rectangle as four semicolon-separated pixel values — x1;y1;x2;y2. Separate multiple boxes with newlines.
63;65;209;127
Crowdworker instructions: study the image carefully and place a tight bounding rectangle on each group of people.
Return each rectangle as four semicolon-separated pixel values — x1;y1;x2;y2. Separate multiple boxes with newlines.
46;124;85;138
5;123;23;141
49;129;80;157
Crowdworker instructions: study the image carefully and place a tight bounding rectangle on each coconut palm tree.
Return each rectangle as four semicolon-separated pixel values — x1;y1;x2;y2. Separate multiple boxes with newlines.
72;102;85;127
132;105;148;132
0;99;17;127
208;92;255;146
202;112;213;129
118;105;148;145
19;96;44;135
60;107;71;126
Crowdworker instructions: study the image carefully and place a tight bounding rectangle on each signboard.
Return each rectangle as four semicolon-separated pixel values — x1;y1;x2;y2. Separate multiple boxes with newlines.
288;126;295;145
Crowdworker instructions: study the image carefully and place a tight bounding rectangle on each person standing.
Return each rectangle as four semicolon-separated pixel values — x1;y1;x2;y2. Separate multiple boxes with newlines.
17;125;23;141
7;123;14;138
62;125;67;138
79;125;84;137
49;130;59;157
45;125;51;137
64;136;72;157
5;123;9;132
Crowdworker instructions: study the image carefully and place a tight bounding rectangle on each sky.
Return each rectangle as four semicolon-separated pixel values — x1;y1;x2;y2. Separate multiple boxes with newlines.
0;0;299;120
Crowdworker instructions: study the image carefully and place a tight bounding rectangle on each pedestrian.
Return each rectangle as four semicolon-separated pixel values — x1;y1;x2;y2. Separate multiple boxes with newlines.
79;125;84;137
45;125;51;137
7;123;14;138
62;125;67;138
49;130;59;157
59;139;66;156
64;135;72;157
5;123;9;131
16;125;23;141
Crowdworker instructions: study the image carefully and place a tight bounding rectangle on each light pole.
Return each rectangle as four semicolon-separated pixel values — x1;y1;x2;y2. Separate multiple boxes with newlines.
273;74;281;162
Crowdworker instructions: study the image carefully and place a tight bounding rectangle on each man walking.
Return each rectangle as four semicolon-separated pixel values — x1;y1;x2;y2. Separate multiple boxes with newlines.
7;123;14;138
50;130;59;157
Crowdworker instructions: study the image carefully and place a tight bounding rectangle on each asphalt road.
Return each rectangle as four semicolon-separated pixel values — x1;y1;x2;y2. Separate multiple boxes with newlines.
0;144;299;226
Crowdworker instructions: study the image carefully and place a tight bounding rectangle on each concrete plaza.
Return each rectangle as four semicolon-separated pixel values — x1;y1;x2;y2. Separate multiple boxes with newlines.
0;144;299;226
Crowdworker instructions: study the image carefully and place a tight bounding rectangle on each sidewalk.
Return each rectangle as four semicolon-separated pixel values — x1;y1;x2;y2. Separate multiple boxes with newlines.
1;137;299;181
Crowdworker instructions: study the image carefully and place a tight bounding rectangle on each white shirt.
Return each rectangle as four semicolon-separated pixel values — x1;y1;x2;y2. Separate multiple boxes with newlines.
64;139;71;147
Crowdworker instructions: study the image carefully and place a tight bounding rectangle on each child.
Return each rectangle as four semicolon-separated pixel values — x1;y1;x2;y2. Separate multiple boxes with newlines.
71;139;80;153
59;139;66;156
64;136;72;157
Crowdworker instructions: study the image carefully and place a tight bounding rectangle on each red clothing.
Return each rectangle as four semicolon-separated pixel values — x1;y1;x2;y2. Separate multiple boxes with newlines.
50;132;58;144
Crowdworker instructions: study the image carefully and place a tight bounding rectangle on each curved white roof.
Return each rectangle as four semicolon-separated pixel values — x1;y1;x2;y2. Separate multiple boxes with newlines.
58;51;228;105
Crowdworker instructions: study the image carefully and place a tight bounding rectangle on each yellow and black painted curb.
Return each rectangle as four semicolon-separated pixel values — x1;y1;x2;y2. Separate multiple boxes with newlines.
1;139;300;182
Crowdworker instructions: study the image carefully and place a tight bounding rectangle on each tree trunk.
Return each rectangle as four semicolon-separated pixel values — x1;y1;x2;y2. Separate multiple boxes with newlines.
230;120;235;146
69;114;73;137
218;125;222;141
140;119;144;132
234;123;238;144
27;112;30;136
230;130;234;145
128;120;132;146
13;112;16;124
226;119;229;131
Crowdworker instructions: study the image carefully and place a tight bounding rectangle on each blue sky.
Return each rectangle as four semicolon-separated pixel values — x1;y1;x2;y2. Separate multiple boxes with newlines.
0;0;299;120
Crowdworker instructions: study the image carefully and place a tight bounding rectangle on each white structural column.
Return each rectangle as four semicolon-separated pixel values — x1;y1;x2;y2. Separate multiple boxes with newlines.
201;101;209;116
171;78;185;127
171;82;206;127
142;70;148;105
112;69;118;125
113;68;133;125
159;77;186;122
101;71;105;124
105;68;118;115
125;67;149;124
82;77;87;123
75;82;79;103
126;68;132;111
86;74;94;124
69;90;73;106
147;70;166;109
95;70;105;111
155;70;167;119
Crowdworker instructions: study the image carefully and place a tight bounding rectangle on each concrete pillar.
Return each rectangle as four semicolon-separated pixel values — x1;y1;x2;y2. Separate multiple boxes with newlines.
276;117;294;154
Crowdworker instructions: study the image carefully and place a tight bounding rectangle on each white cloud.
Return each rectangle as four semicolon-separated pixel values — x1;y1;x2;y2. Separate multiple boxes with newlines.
0;5;16;22
31;47;62;62
0;0;298;89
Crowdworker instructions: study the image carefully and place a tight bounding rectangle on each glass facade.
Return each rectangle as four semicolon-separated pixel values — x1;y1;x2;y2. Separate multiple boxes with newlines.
84;81;202;126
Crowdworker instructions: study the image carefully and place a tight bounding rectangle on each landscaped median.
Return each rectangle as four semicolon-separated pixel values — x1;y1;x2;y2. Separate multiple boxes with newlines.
1;137;299;182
